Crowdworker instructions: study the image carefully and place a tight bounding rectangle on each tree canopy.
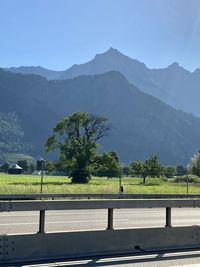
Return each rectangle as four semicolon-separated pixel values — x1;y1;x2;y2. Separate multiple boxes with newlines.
46;112;110;183
188;151;200;177
130;155;163;183
94;151;121;178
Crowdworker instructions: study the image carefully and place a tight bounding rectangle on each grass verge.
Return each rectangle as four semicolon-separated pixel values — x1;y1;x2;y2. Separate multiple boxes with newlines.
0;174;200;194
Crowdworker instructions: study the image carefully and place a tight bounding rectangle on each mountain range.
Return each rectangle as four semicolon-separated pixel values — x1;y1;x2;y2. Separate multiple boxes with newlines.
5;48;200;116
0;68;200;164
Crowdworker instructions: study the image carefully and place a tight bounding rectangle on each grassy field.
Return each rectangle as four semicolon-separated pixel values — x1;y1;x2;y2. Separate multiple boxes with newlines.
0;173;200;194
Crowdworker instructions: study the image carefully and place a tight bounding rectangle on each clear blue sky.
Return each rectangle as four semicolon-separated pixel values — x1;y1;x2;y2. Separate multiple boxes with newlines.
1;0;200;71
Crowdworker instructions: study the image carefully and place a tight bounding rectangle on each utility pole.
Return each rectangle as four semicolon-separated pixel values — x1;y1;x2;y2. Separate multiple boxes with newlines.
186;172;189;194
119;166;124;194
40;157;45;194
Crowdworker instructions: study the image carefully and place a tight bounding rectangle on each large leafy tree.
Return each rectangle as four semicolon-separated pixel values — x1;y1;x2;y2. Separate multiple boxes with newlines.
188;151;200;177
163;166;176;178
131;160;148;183
46;112;110;183
94;151;121;178
130;155;163;183
122;165;131;176
130;160;144;176
0;162;9;173
145;155;163;178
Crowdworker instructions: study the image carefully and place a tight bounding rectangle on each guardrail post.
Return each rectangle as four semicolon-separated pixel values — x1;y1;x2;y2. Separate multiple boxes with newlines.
165;207;172;227
107;208;114;230
38;210;45;233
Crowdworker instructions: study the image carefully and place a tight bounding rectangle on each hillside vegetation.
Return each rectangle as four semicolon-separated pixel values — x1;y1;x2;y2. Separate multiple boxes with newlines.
0;112;27;163
6;48;200;116
1;69;200;164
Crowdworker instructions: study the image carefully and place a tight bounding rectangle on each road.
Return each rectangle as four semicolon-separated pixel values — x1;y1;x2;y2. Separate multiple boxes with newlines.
0;208;200;234
21;252;200;267
22;252;200;267
1;208;200;266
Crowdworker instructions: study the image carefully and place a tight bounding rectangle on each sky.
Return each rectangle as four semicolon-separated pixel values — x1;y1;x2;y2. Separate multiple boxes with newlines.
1;0;200;71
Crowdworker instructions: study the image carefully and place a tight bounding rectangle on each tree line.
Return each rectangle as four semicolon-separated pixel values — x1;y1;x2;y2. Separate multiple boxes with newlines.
0;111;200;184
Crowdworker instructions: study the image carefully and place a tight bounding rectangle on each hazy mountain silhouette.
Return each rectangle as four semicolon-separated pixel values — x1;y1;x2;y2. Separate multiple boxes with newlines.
5;66;63;80
0;68;200;164
6;48;200;116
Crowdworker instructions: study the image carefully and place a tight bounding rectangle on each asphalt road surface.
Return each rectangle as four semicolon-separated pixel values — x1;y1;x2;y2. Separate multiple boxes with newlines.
21;252;200;267
0;208;200;234
2;208;200;266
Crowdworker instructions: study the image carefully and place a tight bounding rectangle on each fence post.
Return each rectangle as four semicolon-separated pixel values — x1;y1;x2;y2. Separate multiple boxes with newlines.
107;208;114;230
165;207;172;227
38;210;45;233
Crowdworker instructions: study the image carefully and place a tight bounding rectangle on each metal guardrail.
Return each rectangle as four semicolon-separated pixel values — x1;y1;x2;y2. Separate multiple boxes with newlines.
1;198;200;265
1;198;200;233
1;193;200;200
1;199;200;211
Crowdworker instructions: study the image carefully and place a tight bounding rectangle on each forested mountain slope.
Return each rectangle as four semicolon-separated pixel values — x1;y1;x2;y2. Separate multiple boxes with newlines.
6;48;200;116
0;112;25;162
0;68;200;164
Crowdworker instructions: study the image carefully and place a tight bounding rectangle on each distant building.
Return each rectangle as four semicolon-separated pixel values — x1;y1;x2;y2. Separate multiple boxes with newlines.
8;164;23;174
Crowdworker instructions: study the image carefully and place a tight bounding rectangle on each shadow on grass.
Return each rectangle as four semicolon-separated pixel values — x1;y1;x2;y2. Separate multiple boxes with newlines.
10;181;111;187
125;183;160;186
10;181;71;186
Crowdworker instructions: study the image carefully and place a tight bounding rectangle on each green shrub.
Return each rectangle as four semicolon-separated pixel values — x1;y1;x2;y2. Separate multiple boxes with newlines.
174;175;200;183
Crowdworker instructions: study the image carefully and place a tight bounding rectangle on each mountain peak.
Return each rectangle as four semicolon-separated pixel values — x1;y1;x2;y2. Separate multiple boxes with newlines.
95;47;123;59
194;68;200;75
107;47;120;53
166;62;190;74
167;62;180;69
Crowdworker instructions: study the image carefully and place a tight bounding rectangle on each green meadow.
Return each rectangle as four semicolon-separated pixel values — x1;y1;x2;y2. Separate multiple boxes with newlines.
0;174;200;195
